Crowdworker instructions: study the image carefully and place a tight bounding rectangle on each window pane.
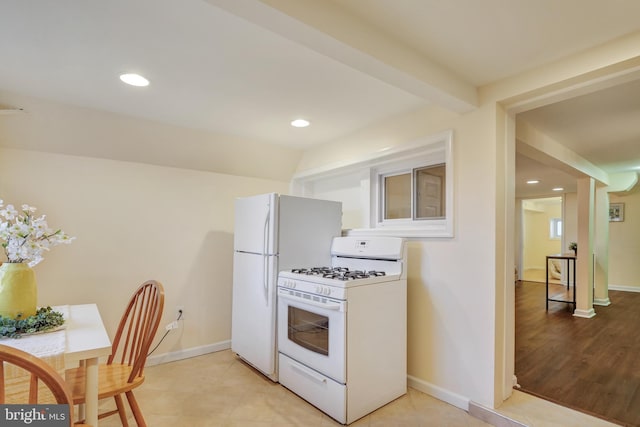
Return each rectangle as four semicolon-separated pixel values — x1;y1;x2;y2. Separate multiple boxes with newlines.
384;173;411;219
415;164;445;219
550;218;562;239
288;306;329;356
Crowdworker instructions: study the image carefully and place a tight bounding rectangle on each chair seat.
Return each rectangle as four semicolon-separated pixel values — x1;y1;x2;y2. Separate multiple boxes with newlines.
65;364;145;405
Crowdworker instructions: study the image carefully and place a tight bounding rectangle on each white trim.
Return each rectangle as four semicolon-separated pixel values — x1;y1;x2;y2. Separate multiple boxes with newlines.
346;226;453;238
292;130;454;238
573;308;596;318
609;284;640;293
468;401;528;427
146;340;231;367
593;298;611;306
407;374;470;411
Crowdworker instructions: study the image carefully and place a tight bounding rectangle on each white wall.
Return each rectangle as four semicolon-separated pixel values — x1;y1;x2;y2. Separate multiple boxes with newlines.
0;90;302;182
0;148;289;357
609;191;640;289
295;104;502;409
522;199;562;270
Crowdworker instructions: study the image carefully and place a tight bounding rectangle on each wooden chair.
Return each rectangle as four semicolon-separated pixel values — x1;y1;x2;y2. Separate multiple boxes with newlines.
0;344;91;427
65;280;165;426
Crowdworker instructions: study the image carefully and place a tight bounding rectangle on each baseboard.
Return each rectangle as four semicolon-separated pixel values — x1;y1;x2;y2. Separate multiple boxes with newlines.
609;284;640;293
407;375;470;411
593;297;611;306
468;401;527;427
573;308;596;318
146;340;231;366
407;376;526;426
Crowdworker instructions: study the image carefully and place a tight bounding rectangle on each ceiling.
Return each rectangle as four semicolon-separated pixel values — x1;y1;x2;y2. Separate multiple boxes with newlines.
1;0;640;196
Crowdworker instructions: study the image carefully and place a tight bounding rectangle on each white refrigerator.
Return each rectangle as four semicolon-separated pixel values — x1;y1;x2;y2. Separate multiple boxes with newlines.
231;193;342;381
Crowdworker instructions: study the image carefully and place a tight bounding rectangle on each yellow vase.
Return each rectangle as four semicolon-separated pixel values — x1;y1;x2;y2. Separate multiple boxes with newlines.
0;263;37;318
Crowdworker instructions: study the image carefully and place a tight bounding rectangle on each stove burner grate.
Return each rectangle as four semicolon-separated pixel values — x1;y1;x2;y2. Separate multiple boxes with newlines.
290;267;387;281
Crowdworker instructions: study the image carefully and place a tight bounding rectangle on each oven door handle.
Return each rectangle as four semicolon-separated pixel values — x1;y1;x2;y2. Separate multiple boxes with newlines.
278;291;342;311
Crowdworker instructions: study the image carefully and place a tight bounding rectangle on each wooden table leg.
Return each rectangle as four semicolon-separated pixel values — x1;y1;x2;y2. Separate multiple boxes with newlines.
85;357;99;426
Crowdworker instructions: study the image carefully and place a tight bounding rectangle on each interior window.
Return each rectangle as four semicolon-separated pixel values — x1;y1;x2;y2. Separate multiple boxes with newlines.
384;173;411;219
381;164;446;221
415;164;446;219
291;129;454;238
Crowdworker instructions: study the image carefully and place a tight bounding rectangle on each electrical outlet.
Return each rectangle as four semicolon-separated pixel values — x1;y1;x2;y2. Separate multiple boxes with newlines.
165;321;178;331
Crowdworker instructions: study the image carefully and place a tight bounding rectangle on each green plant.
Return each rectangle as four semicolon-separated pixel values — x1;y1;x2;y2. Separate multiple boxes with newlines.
0;306;65;338
569;242;577;251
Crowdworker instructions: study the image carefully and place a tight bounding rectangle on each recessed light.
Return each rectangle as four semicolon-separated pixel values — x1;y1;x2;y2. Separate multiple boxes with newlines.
119;73;149;87
552;187;564;191
526;180;540;184
291;119;310;128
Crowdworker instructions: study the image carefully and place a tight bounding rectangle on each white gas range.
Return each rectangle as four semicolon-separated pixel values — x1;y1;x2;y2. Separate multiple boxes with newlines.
277;236;407;425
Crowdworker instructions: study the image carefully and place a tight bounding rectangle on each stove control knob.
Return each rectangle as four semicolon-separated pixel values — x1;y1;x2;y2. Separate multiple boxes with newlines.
324;288;331;296
315;286;322;294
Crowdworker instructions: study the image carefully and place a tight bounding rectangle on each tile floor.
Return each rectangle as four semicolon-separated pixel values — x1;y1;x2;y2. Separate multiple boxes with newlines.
95;349;617;427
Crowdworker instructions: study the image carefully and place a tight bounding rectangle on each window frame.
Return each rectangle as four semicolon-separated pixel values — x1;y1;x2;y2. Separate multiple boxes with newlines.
378;163;447;223
549;217;562;240
291;130;454;238
380;170;412;222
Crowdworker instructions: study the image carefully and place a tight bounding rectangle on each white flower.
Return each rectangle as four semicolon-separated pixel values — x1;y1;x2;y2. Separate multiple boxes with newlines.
0;204;18;220
0;199;75;267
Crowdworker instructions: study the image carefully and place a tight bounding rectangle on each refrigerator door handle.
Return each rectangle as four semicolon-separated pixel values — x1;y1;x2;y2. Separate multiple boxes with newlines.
263;254;269;305
263;203;270;256
263;207;270;305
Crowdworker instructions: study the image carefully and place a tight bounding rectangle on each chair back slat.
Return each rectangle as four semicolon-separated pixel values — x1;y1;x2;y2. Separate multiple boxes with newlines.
130;291;149;364
107;280;165;383
28;373;38;403
0;362;5;402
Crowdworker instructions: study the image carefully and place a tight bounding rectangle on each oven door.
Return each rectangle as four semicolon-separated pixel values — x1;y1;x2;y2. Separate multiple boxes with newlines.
277;287;346;383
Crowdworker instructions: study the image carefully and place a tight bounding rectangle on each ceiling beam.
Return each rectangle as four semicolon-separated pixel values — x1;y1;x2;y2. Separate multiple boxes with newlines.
516;120;609;186
206;0;478;113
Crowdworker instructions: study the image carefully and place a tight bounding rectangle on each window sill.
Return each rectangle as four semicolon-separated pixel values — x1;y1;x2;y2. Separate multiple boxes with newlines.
345;225;453;239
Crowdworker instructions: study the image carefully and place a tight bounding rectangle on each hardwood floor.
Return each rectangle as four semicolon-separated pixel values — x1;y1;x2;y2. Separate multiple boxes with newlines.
515;280;640;427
